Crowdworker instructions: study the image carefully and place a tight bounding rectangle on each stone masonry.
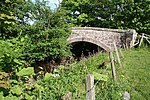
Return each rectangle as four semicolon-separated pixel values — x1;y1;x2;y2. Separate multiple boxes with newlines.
67;27;138;52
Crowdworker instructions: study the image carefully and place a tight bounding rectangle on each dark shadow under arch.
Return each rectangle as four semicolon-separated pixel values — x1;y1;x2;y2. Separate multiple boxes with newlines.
71;41;105;60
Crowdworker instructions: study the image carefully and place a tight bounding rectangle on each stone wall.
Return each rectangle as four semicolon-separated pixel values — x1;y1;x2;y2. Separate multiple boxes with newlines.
68;27;138;52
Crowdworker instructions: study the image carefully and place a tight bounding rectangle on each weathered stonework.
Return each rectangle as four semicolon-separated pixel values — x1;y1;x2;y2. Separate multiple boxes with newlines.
67;27;138;52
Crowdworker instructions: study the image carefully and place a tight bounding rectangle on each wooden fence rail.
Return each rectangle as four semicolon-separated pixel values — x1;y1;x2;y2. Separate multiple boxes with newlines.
62;43;128;99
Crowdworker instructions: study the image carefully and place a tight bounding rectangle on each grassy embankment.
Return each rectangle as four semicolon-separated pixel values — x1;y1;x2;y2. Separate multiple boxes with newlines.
118;47;150;100
69;47;150;99
98;46;150;100
40;47;150;100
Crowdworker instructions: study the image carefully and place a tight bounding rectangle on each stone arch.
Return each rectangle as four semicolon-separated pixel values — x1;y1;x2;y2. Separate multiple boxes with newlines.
68;27;138;53
68;37;112;52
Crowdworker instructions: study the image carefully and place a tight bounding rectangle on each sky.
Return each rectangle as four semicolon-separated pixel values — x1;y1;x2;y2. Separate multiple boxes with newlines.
46;0;62;9
29;0;62;25
31;0;62;9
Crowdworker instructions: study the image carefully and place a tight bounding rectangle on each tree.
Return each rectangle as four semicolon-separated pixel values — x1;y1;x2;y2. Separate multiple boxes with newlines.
0;0;33;39
22;0;71;62
111;0;150;33
0;0;72;72
61;0;150;34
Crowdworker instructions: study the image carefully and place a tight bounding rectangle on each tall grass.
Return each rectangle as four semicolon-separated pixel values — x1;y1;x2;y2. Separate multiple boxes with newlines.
39;47;150;100
118;47;150;100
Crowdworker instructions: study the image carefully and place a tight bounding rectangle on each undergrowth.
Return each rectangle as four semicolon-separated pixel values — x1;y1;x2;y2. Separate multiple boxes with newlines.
39;53;108;99
39;53;125;100
0;47;149;100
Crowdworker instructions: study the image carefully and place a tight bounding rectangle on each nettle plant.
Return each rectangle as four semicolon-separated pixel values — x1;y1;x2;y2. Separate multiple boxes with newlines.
0;67;44;100
0;38;25;72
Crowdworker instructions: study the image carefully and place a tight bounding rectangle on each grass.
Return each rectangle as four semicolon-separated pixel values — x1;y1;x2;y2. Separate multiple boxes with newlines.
91;47;150;100
39;47;150;100
118;47;150;100
39;53;110;100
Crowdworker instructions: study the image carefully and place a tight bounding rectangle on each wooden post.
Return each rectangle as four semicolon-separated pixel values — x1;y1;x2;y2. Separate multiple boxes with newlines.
123;43;126;50
62;92;72;100
113;53;117;63
86;74;95;100
146;38;150;44
130;29;137;48
119;49;124;59
125;42;128;50
139;33;144;47
109;52;117;80
113;42;122;67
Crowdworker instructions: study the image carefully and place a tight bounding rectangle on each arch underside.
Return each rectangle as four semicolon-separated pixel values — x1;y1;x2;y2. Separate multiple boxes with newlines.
68;37;112;52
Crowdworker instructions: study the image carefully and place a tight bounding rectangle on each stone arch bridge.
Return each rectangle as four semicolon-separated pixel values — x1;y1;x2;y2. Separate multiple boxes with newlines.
67;27;138;52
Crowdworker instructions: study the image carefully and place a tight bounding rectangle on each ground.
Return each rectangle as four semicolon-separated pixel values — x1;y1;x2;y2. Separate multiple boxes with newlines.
119;47;150;100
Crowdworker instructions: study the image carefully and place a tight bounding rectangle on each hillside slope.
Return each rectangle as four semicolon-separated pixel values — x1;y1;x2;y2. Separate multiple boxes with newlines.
120;47;150;100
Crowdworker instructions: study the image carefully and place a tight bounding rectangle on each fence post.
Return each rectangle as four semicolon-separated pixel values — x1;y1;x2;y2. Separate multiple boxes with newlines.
109;52;117;81
86;74;95;100
123;43;126;50
119;49;124;59
146;38;150;44
113;42;122;67
125;41;129;50
139;33;144;47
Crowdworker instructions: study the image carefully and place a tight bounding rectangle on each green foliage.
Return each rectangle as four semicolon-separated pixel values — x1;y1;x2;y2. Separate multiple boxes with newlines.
10;85;22;96
25;0;72;60
44;73;53;80
36;47;150;99
0;69;44;99
0;0;149;99
93;72;108;81
16;67;35;76
0;0;72;99
0;72;9;89
0;81;43;100
0;46;149;99
38;54;112;99
61;0;150;34
0;38;25;72
96;81;123;100
0;0;27;38
28;27;71;61
118;47;150;99
2;94;18;100
0;0;72;72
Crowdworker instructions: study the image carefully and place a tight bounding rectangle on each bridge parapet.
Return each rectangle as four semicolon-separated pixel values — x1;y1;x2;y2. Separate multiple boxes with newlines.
68;27;138;52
